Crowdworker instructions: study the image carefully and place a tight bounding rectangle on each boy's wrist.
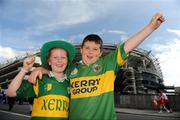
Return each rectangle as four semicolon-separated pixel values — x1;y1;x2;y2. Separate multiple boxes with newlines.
149;21;159;30
21;68;29;73
146;23;156;32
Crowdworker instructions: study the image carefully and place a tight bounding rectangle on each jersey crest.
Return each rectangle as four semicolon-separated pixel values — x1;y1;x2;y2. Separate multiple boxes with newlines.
70;68;78;77
92;64;102;73
44;83;52;92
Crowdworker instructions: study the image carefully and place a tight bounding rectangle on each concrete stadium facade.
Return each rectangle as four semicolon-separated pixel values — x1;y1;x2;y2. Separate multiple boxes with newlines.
0;44;171;94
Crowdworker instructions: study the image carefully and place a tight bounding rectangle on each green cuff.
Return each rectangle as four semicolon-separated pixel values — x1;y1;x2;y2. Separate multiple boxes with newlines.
119;42;127;60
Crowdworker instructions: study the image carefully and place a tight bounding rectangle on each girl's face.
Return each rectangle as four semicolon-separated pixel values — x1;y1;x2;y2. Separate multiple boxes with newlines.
48;48;68;73
80;41;102;65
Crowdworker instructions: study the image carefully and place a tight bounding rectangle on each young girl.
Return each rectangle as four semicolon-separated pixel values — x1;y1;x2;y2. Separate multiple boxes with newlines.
7;40;76;120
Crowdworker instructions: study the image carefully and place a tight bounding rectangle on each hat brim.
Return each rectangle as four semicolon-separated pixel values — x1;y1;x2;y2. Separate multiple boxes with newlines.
41;40;76;69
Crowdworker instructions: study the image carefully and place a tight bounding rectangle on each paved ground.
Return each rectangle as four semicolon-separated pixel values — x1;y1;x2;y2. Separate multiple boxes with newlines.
0;103;30;115
116;108;180;118
0;103;180;119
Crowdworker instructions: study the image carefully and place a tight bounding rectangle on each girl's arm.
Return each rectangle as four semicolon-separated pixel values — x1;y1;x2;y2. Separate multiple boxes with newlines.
6;56;35;97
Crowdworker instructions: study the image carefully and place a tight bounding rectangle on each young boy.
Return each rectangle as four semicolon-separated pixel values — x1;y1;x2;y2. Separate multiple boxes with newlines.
7;40;76;120
29;13;165;120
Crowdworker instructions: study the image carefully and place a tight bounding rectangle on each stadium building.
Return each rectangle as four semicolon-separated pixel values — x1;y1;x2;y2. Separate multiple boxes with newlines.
0;44;173;94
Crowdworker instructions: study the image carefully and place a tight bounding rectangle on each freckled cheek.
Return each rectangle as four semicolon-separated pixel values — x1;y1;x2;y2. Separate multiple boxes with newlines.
94;53;101;57
96;54;100;57
63;60;68;65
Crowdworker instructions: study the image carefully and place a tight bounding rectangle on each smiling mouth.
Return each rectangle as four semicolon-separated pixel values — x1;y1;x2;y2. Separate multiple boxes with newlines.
56;64;64;68
87;56;93;59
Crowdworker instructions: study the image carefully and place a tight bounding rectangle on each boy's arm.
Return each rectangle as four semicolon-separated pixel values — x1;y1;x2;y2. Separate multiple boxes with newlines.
124;13;165;54
28;67;49;85
6;56;35;97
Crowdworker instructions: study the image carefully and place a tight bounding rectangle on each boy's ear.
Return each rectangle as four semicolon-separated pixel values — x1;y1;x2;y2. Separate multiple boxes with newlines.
99;51;103;57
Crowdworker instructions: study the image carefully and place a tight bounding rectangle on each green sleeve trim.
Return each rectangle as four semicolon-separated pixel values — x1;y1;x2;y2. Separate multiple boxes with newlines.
16;80;35;99
119;42;127;61
33;80;39;97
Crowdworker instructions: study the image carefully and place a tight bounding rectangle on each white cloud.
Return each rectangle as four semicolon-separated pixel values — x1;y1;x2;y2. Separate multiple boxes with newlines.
167;29;180;37
26;1;123;34
0;46;25;62
152;38;180;87
108;30;128;42
1;0;129;48
108;30;127;35
1;0;123;40
26;1;95;33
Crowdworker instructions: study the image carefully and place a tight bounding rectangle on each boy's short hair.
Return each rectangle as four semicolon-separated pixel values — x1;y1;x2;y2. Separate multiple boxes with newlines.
81;34;103;51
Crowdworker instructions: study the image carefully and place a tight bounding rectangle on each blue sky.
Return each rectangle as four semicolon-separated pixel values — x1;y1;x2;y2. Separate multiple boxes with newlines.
0;0;180;87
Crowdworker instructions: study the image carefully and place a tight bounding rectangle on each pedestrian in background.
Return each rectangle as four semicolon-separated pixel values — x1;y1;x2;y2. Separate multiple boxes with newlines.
7;96;15;111
152;95;159;110
159;90;172;113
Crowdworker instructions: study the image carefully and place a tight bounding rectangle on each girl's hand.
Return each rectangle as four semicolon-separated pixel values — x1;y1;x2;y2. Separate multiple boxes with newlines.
23;56;35;72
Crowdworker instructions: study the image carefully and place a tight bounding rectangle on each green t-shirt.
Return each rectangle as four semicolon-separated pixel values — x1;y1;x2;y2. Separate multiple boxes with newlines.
68;43;127;120
16;74;70;120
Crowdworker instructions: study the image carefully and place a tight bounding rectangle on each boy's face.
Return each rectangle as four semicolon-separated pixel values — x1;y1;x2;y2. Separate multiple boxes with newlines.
48;48;68;73
80;41;102;65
